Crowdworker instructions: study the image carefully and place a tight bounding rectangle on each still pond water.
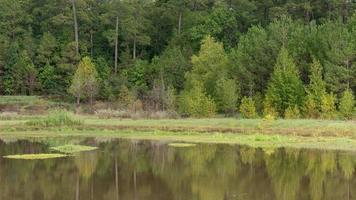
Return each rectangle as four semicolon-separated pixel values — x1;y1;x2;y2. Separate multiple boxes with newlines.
0;137;356;200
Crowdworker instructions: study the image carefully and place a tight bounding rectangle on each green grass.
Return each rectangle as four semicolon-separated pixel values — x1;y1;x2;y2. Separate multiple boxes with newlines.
3;153;68;160
1;129;356;151
50;145;98;154
25;110;83;127
0;96;41;105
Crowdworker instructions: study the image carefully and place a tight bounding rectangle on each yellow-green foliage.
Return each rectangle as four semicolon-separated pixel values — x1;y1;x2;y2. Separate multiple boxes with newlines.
3;154;67;160
284;105;301;119
117;85;134;108
26;109;83;127
339;89;355;119
178;84;216;118
239;97;257;119
51;145;98;154
303;95;319;118
263;98;278;119
321;93;337;119
69;57;99;101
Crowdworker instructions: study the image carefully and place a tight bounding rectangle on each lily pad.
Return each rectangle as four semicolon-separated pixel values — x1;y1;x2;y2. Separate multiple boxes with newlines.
4;154;67;160
51;145;98;154
168;143;196;148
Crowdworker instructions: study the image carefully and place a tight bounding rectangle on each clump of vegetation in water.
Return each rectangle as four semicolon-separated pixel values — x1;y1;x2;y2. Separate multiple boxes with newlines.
168;143;196;147
26;109;83;127
3;153;67;160
51;145;97;154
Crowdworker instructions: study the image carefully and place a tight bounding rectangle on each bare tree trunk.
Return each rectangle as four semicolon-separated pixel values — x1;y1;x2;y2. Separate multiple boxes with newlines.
76;96;80;106
115;16;119;74
90;30;93;57
72;0;79;55
133;35;137;60
160;69;165;111
178;0;183;35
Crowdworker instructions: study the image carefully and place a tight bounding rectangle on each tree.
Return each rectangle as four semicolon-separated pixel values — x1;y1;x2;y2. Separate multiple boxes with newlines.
339;88;355;119
69;57;99;105
178;81;216;118
320;93;337;120
36;32;58;67
121;0;151;60
239;97;257;119
186;35;229;101
304;58;327;117
265;47;305;116
214;77;239;114
71;0;79;55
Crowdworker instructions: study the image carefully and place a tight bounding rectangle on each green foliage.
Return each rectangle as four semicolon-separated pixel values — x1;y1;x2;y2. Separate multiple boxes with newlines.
69;56;99;104
239;97;257;119
339;89;355;119
284;106;301;119
187;36;229;98
303;95;319;119
306;58;327;112
265;47;305;116
215;78;239;114
117;85;134;109
320;93;337;120
178;83;216;118
26;109;83;127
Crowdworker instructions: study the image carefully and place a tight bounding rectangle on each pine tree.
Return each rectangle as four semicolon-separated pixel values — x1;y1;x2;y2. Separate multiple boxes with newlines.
265;47;305;117
339;88;355;119
239;97;257;119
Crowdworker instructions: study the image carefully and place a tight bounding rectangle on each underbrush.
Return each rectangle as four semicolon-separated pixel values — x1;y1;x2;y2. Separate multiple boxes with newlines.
26;110;83;127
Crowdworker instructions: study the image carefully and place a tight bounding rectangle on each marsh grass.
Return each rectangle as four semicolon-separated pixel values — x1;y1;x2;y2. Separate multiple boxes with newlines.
50;145;97;154
3;153;67;160
25;110;83;127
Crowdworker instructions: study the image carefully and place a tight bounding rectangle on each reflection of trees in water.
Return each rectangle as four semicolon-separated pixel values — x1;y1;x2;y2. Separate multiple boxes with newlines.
1;139;356;200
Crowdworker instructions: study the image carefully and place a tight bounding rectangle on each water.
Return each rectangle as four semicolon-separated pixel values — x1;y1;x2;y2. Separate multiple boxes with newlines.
0;137;356;200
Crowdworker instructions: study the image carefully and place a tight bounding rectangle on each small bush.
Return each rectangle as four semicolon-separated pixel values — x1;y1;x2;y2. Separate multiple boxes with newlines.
239;97;257;119
339;89;355;120
303;95;319;118
178;85;216;118
263;98;278;119
26;109;83;127
320;93;337;120
284;105;301;119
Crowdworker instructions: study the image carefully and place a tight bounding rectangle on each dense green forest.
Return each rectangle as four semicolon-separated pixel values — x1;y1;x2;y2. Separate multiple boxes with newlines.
0;0;355;118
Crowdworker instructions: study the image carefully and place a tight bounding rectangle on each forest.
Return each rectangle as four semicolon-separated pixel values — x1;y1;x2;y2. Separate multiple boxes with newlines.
0;0;355;119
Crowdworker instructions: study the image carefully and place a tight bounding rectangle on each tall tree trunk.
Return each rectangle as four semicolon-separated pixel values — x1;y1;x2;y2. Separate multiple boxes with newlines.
90;29;93;57
133;35;137;60
115;16;119;74
76;96;80;106
72;0;79;55
178;0;183;35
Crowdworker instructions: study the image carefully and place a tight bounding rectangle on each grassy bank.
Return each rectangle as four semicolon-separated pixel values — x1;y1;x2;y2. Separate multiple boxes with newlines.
1;113;356;151
2;116;356;136
1;129;356;151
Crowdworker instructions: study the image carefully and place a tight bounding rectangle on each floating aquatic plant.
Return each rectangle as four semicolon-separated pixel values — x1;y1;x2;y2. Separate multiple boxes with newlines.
3;154;67;160
51;145;98;154
168;143;196;147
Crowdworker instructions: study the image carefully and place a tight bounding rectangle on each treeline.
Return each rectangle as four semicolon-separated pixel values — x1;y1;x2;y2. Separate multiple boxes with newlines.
0;0;355;119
